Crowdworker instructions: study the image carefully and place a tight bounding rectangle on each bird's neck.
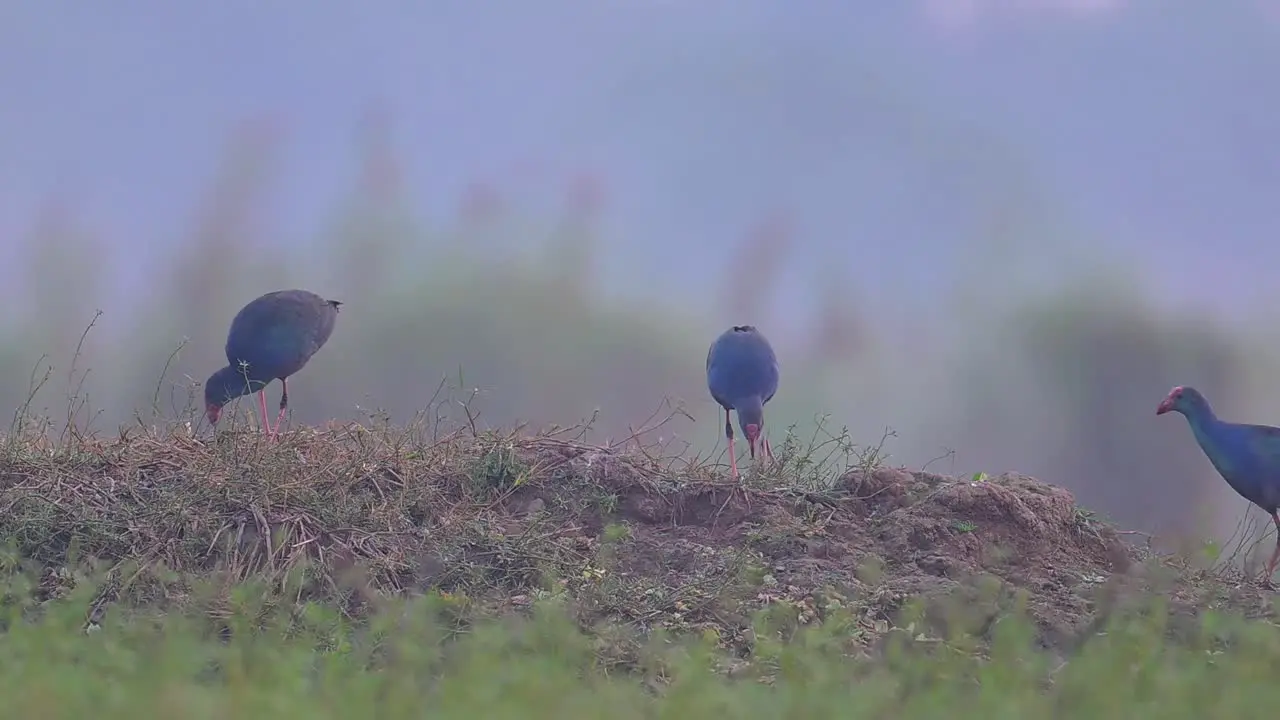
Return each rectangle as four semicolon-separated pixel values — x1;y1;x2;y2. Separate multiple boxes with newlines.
1180;402;1260;494
735;395;765;429
208;365;264;406
1183;403;1226;449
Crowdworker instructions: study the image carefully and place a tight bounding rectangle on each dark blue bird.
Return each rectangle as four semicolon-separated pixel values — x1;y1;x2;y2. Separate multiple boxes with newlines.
706;325;779;478
204;289;341;438
1158;385;1280;583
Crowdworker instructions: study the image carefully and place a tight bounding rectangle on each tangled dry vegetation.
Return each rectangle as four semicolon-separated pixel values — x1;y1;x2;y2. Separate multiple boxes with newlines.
0;408;1269;667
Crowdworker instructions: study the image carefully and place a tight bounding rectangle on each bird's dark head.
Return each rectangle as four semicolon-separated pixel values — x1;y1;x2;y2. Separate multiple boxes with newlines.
1157;385;1209;417
204;366;259;426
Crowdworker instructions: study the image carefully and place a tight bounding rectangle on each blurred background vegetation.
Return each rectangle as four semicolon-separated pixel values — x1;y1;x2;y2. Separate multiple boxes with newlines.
5;1;1280;560
0;111;1265;555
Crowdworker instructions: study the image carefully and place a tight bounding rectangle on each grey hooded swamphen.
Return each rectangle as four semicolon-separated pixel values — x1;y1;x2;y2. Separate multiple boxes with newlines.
707;325;779;479
205;289;341;438
1158;385;1280;585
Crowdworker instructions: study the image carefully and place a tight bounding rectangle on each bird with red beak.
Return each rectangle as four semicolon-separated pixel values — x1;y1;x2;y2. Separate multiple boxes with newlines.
204;289;341;439
706;325;779;479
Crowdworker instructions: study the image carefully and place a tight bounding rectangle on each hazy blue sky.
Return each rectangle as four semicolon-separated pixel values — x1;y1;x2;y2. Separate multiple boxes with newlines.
3;1;1279;321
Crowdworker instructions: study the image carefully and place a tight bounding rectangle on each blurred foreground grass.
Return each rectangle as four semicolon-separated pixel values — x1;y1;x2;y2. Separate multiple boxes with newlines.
2;575;1279;719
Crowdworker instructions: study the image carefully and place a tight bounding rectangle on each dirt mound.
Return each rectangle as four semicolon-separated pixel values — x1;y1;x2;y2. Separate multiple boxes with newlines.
0;425;1189;657
560;462;1136;653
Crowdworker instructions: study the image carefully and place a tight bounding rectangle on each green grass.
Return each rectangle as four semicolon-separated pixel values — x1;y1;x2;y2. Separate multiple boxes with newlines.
0;575;1278;718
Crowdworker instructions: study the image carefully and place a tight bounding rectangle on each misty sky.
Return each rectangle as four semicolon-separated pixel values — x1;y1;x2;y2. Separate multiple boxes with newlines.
3;1;1279;324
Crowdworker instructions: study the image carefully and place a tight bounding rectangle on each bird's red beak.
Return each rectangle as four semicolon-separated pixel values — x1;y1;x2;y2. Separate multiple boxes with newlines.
745;424;760;458
206;403;222;426
1156;398;1173;415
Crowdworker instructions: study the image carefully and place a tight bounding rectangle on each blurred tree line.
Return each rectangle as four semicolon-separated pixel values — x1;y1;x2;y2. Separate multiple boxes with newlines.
1;110;1272;554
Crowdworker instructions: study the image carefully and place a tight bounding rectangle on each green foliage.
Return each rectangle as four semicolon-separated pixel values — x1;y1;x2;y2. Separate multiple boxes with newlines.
0;571;1275;717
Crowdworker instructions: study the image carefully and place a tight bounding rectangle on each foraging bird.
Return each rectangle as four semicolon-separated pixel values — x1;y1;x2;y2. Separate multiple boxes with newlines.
204;289;341;438
706;325;779;478
1158;385;1280;584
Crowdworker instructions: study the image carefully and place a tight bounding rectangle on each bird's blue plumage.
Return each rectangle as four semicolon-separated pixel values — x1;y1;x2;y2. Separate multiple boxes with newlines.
706;325;779;435
1160;386;1280;513
205;289;341;415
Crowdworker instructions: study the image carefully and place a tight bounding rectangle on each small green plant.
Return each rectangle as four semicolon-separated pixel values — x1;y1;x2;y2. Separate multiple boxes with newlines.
768;416;895;492
601;523;630;543
468;440;529;494
593;491;620;515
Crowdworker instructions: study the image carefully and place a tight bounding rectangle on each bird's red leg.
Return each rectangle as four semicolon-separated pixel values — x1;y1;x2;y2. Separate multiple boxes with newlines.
723;409;751;510
257;390;273;438
273;378;290;437
725;408;739;478
1264;512;1280;586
